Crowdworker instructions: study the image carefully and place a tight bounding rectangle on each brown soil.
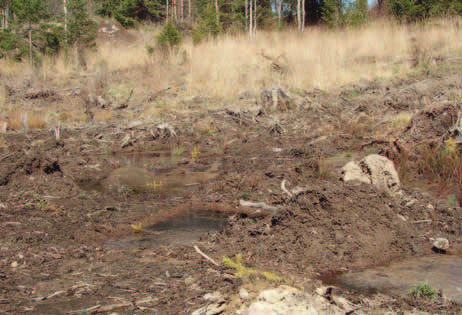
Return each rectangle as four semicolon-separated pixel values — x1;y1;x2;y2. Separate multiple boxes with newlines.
1;66;462;315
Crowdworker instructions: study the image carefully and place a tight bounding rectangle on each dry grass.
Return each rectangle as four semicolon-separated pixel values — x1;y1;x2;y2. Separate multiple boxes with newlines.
0;18;461;124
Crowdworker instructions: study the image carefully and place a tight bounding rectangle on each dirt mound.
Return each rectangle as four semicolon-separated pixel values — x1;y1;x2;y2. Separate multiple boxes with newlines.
210;181;435;277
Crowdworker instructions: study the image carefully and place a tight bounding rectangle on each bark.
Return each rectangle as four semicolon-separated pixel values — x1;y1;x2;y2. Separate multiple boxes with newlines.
245;0;248;31
249;0;252;39
63;0;67;46
173;0;176;20
188;0;190;19
215;0;219;26
278;0;282;24
29;28;32;68
253;0;256;35
166;0;169;22
302;0;305;32
297;0;301;31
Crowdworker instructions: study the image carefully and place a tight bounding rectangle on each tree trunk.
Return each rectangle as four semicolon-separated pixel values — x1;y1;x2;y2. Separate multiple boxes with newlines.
249;0;252;39
166;0;169;22
278;0;282;24
173;0;176;20
301;0;305;32
64;0;68;47
215;0;218;26
297;0;301;31
29;28;33;68
253;0;256;36
188;0;190;19
245;0;248;31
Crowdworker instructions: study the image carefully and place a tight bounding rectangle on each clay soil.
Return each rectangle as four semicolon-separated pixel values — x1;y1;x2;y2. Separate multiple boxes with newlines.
2;64;462;315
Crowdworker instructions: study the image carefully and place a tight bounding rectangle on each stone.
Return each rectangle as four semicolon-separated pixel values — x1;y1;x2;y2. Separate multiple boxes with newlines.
340;154;401;194
239;288;249;300
432;237;449;252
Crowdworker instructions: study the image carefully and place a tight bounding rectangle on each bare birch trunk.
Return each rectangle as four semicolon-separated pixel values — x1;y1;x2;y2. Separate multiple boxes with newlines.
173;0;176;20
188;0;190;19
64;0;68;47
301;0;305;32
245;0;248;31
180;0;183;19
166;0;169;22
296;0;301;32
29;28;33;68
278;0;282;24
249;0;252;40
215;0;219;26
253;0;256;36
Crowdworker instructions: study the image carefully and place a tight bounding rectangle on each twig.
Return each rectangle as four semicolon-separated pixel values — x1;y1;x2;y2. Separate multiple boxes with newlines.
281;180;311;199
193;245;220;266
281;179;293;198
32;291;65;301
410;219;432;224
239;199;278;212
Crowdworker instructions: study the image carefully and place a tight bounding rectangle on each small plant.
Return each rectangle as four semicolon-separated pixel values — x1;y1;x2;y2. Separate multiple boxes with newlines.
172;145;185;158
131;222;144;234
447;194;457;207
443;137;459;158
408;281;436;299
191;146;201;160
223;254;282;281
101;146;113;156
239;192;250;200
156;22;183;56
78;193;88;199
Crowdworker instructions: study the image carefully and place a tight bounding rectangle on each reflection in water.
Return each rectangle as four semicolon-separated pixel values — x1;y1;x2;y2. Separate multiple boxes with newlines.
328;255;462;302
104;211;228;249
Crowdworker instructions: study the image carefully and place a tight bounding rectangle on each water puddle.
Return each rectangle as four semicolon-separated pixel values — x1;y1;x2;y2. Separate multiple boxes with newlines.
324;255;462;302
104;211;228;249
76;152;220;195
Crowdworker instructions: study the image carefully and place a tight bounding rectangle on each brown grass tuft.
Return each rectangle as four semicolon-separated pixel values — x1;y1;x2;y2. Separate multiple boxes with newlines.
27;113;48;129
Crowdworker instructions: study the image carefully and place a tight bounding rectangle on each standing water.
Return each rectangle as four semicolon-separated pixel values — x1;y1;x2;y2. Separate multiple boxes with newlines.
327;255;462;302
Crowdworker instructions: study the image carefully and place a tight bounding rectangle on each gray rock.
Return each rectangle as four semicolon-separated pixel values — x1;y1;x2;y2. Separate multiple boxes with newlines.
239;285;345;315
432;238;449;251
340;154;401;194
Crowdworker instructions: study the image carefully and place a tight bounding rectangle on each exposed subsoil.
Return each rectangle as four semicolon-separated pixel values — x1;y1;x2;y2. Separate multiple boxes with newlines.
1;66;462;314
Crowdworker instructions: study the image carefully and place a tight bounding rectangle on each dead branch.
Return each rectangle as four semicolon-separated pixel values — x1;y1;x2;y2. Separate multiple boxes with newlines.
239;199;278;212
410;219;432;224
281;179;293;198
66;303;132;314
157;123;177;137
193;245;220;266
281;180;312;199
32;291;65;301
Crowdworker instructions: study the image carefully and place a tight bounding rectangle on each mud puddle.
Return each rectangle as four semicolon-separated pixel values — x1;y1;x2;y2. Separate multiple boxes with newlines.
104;211;228;249
325;255;462;302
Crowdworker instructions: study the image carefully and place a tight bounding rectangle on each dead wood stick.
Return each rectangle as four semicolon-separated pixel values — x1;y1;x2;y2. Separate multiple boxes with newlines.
66;302;132;314
281;180;311;199
32;290;65;301
281;179;293;198
193;245;220;266
239;199;278;212
410;219;432;224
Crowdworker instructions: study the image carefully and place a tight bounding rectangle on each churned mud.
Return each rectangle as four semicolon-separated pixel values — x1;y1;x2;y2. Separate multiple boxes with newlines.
1;64;462;314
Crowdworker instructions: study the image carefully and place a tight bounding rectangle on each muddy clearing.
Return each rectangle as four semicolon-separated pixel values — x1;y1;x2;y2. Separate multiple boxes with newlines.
2;65;462;314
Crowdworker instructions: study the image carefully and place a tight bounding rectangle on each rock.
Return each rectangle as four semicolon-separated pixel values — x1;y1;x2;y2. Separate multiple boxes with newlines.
239;285;345;315
340;161;370;185
246;302;277;315
432;237;449;253
239;288;249;300
203;292;224;302
340;154;401;194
